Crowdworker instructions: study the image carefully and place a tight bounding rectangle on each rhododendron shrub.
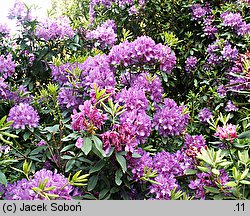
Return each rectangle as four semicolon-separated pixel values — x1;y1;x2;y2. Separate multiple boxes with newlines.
0;0;250;200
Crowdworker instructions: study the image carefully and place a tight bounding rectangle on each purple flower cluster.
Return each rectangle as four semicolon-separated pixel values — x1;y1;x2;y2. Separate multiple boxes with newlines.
71;100;108;132
217;85;227;97
108;36;176;73
36;17;75;41
7;103;39;129
58;84;82;109
82;54;117;89
8;0;33;21
206;40;238;69
184;134;206;157
225;100;238;112
189;169;230;199
86;19;117;48
152;98;189;137
3;169;74;200
221;11;250;36
127;73;164;103
89;0;146;22
130;149;192;199
116;87;148;111
185;56;198;72
198;108;213;123
101;122;138;153
0;23;10;37
120;110;151;144
221;43;238;61
191;3;211;20
0;54;17;79
203;16;217;38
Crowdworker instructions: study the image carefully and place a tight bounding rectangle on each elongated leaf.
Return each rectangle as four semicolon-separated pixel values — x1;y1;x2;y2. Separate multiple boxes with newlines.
87;175;98;191
239;180;250;185
65;160;75;172
115;152;127;172
115;169;123;186
92;136;106;157
0;116;7;127
185;169;198;175
203;186;220;194
238;130;250;139
81;137;92;156
89;160;106;174
0;171;7;186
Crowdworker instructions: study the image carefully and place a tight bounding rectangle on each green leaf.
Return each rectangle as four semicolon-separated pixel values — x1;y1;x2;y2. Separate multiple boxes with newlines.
115;152;127;172
44;125;59;133
132;153;142;158
197;166;210;173
240;169;249;180
99;188;109;200
212;168;220;175
60;144;75;153
115;169;123;186
89;160;106;174
203;186;220;194
65;160;75;172
225;181;237;187
0;171;7;186
238;130;250;139
23;132;31;141
87;175;98;191
30;146;47;155
0;116;7;127
92;136;106;157
218;161;233;167
81;137;92;156
61;133;78;142
185;169;198;175
239;180;250;185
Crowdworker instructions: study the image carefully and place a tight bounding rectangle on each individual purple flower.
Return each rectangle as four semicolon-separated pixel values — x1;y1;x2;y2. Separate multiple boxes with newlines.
71;100;108;132
8;0;33;21
225;100;239;112
221;43;238;61
198;108;213;123
0;23;10;37
36;17;74;41
203;16;217;38
133;73;163;103
116;87;148;112
86;19;117;48
58;84;82;109
191;4;210;20
75;137;84;149
120;110;151;144
7;103;39;129
0;145;11;154
82;54;116;90
185;56;198;72
217;85;227;97
129;148;153;182
184;134;207;157
3;169;74;200
0;54;17;79
37;140;46;146
152;98;189;137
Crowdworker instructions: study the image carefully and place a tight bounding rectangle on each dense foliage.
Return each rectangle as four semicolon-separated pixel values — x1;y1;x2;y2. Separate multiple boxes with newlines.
0;0;250;200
